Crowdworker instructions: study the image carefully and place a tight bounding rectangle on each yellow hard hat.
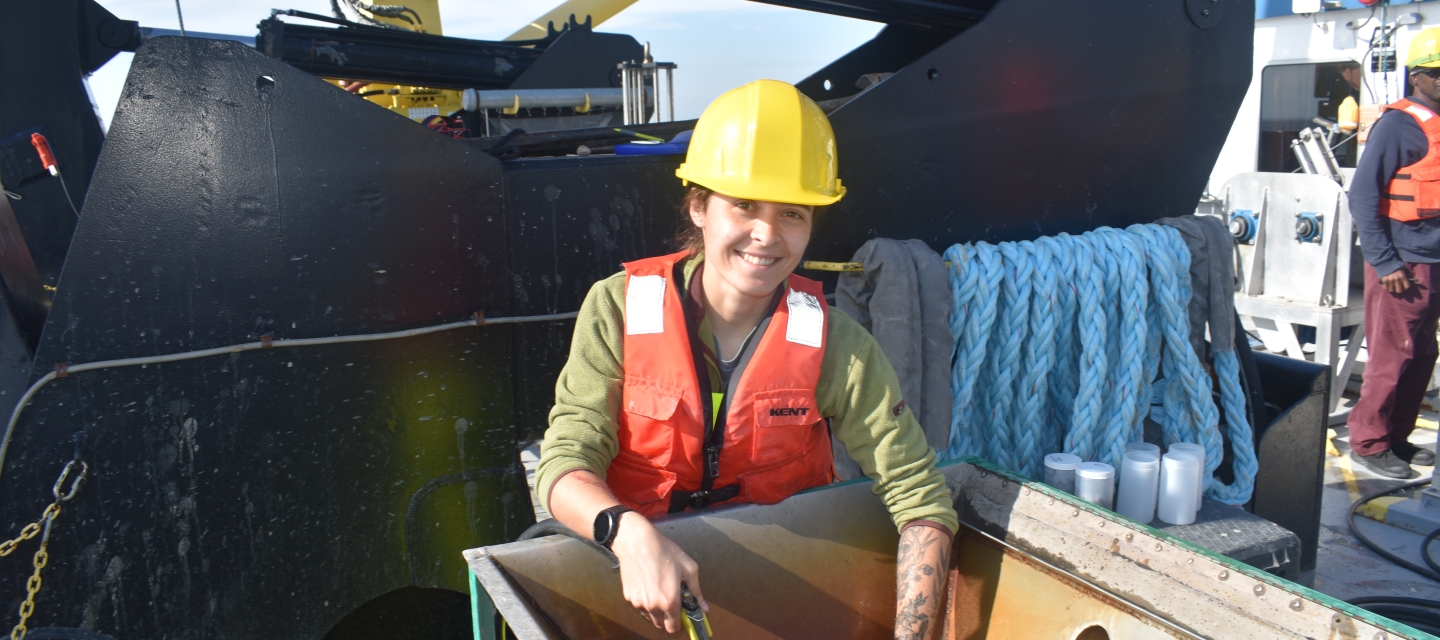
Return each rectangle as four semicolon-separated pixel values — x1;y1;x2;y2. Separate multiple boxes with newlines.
676;79;845;207
1408;28;1440;69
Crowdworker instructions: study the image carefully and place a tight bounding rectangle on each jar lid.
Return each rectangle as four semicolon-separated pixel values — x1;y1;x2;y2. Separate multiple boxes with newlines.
1169;443;1205;456
1123;451;1160;468
1164;451;1202;466
1076;461;1115;480
1044;453;1081;470
1125;442;1160;454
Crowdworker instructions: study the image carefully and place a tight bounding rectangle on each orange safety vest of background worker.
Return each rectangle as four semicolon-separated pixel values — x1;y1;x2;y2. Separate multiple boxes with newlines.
1380;97;1440;221
607;251;835;517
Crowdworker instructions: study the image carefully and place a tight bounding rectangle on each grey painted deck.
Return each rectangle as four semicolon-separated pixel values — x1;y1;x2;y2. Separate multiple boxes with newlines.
1312;394;1440;602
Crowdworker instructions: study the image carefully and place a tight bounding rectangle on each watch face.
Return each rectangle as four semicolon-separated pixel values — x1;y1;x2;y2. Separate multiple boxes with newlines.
594;511;615;544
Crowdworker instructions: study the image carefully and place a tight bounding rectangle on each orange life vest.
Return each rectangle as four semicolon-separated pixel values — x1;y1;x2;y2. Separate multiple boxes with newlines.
1381;98;1440;222
607;251;835;517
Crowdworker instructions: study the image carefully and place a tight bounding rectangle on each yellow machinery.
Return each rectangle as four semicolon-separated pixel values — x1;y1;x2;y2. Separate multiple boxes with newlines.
327;0;639;122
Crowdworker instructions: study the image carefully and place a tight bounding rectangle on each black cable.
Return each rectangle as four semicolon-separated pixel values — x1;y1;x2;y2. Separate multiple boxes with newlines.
1424;527;1440;575
1347;477;1440;581
403;465;522;583
1347;596;1440;609
517;519;619;569
1346;596;1440;636
1354;604;1440;635
54;172;80;218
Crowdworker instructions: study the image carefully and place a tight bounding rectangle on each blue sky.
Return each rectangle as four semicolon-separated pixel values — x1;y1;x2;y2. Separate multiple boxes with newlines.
86;1;884;129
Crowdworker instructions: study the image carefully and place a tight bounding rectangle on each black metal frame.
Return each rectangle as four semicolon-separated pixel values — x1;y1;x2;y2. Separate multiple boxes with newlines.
0;0;1276;637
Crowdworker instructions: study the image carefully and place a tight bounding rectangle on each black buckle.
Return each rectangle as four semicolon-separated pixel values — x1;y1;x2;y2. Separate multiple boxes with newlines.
668;484;741;513
704;445;720;480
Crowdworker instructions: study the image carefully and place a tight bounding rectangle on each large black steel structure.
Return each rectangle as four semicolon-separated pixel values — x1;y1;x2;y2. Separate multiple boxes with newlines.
0;0;1273;638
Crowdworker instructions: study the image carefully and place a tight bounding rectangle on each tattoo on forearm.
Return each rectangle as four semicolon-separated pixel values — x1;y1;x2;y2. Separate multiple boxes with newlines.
895;527;951;640
572;472;609;491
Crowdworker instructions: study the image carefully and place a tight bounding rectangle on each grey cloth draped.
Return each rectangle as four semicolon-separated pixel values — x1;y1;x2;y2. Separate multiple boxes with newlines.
1158;215;1238;359
834;239;954;480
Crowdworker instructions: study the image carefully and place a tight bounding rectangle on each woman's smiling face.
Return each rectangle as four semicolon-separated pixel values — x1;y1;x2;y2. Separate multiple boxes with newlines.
689;192;813;299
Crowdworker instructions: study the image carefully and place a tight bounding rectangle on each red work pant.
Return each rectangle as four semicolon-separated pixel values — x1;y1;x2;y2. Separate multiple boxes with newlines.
1350;262;1440;456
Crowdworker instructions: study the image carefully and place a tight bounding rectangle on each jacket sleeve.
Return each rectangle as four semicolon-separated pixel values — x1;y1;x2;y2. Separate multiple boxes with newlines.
1351;110;1423;276
819;308;960;535
535;274;628;514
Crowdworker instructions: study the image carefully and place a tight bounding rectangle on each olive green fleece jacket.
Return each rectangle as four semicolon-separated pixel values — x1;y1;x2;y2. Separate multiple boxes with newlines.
537;255;959;535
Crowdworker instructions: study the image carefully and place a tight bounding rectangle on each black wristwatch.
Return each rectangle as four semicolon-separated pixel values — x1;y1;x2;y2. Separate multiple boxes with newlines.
593;505;634;550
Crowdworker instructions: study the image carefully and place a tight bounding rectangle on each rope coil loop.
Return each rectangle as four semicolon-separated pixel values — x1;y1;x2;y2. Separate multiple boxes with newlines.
943;222;1255;505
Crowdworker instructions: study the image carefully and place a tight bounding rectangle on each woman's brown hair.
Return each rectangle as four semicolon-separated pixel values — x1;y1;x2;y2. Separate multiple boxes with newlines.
676;186;711;254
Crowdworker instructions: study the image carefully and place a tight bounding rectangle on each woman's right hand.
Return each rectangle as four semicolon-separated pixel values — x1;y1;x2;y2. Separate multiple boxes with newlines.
610;512;707;633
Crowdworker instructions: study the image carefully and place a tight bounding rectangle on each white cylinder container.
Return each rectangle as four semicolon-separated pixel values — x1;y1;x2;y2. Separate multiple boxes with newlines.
1121;442;1159;484
1158;452;1202;525
1125;441;1161;457
1075;462;1116;510
1116;451;1160;524
1043;453;1082;494
1169;442;1207;506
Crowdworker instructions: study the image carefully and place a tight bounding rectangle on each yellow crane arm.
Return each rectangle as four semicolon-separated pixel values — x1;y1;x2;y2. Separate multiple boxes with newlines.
505;0;641;41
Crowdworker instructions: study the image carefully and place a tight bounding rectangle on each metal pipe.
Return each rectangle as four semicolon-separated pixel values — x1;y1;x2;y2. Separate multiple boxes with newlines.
461;87;647;111
665;67;675;122
620;64;631;124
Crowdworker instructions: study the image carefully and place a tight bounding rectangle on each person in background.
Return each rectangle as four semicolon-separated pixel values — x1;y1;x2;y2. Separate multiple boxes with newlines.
1347;28;1440;479
536;79;958;639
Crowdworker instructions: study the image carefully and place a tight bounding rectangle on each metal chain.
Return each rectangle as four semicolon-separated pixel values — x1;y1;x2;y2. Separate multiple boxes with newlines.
5;453;86;640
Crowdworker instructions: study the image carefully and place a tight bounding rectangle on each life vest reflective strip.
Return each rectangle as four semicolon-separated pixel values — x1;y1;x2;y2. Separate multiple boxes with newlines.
1381;98;1440;221
608;251;834;517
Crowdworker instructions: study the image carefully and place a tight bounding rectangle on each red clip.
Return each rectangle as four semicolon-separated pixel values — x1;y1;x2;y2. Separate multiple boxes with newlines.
473;311;486;326
54;362;69;378
30;133;58;176
260;334;274;349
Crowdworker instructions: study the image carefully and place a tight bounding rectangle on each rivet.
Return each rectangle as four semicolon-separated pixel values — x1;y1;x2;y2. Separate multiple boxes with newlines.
1253;584;1265;596
1023;488;1030;495
1290;599;1303;611
1098;520;1106;527
1155;543;1163;551
1187;558;1194;564
1049;498;1055;505
1201;8;1211;16
1125;533;1133;541
1376;633;1388;640
1218;570;1229;580
1333;616;1343;625
1001;480;1007;488
1073;509;1080;517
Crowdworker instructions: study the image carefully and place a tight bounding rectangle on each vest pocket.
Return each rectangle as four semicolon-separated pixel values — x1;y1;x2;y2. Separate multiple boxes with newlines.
1407;162;1440;218
606;453;676;514
750;390;821;467
622;376;681;421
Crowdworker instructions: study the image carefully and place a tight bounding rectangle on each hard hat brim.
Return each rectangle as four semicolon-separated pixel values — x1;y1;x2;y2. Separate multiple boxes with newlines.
679;174;846;208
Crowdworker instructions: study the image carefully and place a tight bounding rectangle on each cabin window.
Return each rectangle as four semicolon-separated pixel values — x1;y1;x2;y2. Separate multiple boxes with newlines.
1258;61;1362;173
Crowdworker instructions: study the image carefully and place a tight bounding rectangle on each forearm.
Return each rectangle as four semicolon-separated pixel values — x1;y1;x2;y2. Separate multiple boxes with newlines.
547;469;622;540
894;524;952;640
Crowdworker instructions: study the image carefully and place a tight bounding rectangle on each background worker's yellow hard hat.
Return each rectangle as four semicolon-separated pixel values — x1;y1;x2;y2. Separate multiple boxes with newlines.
1409;28;1440;68
676;79;846;206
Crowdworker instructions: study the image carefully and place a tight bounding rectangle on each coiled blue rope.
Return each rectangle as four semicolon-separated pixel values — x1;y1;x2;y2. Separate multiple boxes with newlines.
1016;240;1058;478
1040;234;1077;457
1066;234;1107;462
943;223;1256;505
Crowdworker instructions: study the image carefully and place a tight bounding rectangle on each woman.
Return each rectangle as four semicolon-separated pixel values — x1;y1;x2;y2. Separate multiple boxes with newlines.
537;79;957;639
